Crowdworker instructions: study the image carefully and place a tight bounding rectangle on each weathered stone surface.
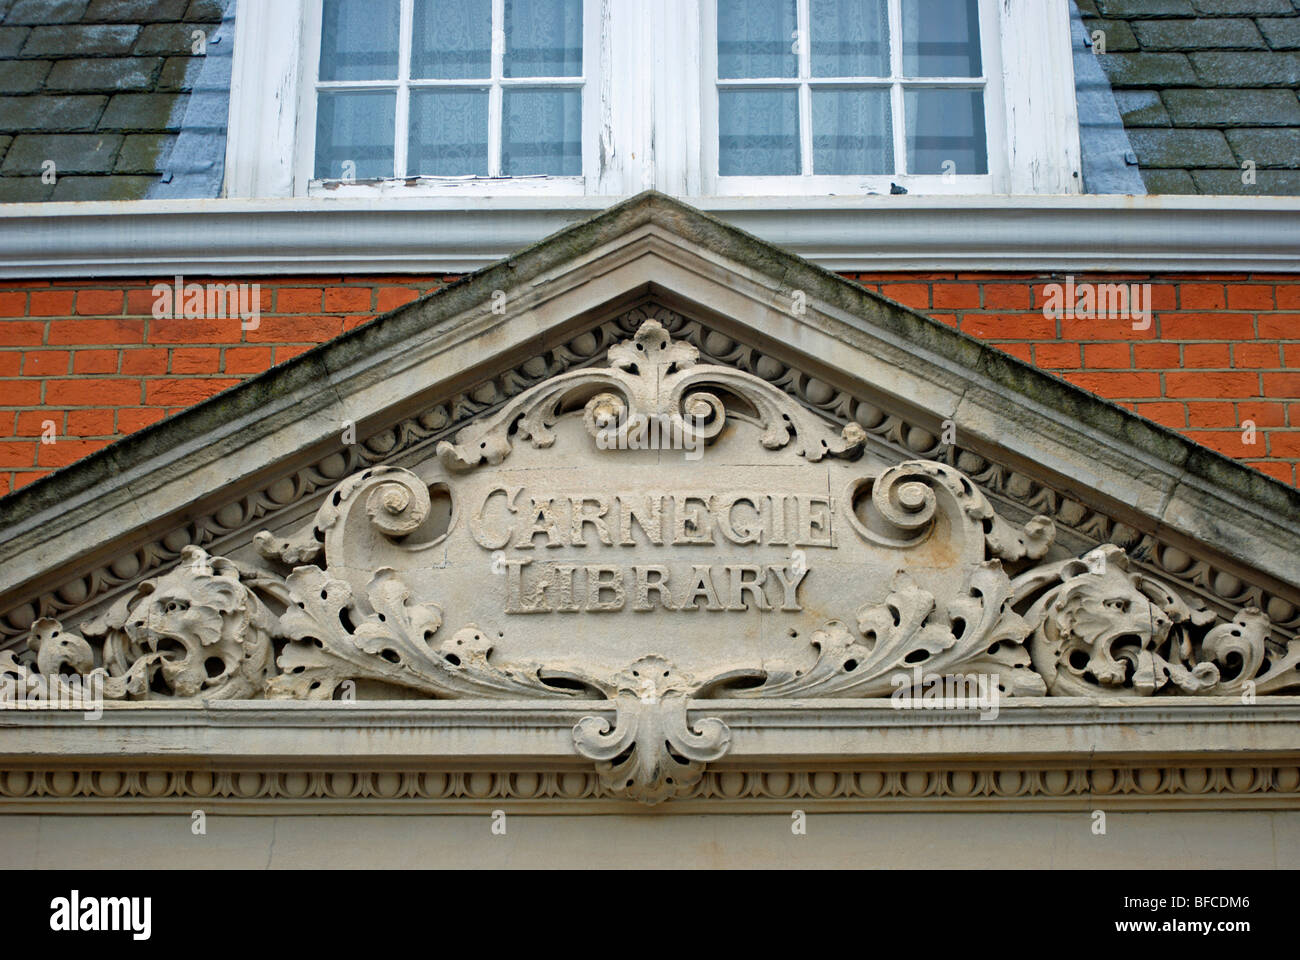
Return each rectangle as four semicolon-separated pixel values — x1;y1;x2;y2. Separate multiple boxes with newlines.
97;91;186;130
1087;19;1140;50
47;172;155;199
1189;49;1300;84
1132;17;1267;49
4;0;88;25
45;56;161;91
1098;0;1194;15
133;21;210;55
1162;86;1300;124
1191;166;1300;191
113;131;172;172
1113;89;1171;125
20;24;140;57
1258;16;1300;46
1128;127;1236;165
0;94;104;131
0;58;49;93
1097;51;1199;85
1226;126;1300;164
1139;167;1199;191
0;132;121;174
84;0;190;21
0;26;29;58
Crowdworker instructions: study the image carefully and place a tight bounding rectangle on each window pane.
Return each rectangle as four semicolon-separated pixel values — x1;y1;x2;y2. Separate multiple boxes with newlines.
319;0;399;81
315;90;395;179
812;88;892;174
505;0;582;77
902;0;982;77
412;0;491;79
904;88;986;174
811;0;889;77
718;88;799;175
409;89;489;176
502;88;582;175
718;0;797;79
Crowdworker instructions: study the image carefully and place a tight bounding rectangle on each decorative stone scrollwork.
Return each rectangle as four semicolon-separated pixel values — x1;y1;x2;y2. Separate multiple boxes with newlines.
269;566;573;701
435;320;866;472
572;656;730;804
722;562;1046;699
4;319;1292;804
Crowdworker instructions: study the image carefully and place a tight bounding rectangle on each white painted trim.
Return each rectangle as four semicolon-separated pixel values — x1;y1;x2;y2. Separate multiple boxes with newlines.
224;0;307;198
286;0;603;198
0;195;1296;277
1001;0;1083;194
701;0;1015;195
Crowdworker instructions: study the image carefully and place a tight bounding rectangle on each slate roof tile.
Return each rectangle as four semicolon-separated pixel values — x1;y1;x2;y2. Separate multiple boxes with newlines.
1082;0;1300;193
0;0;227;200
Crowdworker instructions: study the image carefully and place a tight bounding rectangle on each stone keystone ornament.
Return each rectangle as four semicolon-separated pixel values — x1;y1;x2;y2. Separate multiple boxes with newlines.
5;321;1287;803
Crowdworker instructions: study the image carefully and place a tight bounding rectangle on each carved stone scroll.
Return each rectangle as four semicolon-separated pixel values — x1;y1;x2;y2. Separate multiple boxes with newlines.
6;321;1286;803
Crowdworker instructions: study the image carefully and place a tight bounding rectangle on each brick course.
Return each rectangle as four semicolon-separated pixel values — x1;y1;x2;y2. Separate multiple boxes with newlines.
0;271;1297;499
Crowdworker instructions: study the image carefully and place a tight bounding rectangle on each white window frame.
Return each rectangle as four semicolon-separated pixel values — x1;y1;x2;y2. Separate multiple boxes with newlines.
225;0;1080;199
701;0;1003;196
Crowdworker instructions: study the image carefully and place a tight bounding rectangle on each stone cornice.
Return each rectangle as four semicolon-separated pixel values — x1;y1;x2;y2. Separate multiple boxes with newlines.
0;194;1297;277
1;700;1297;812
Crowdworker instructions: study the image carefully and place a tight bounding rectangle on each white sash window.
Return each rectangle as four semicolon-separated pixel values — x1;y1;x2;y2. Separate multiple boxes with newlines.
226;0;1079;198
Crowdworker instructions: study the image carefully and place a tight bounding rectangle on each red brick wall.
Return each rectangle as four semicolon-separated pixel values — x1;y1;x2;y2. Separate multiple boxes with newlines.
0;271;1297;498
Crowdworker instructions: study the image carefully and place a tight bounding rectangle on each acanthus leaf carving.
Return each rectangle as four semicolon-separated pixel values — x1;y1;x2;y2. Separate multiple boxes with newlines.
572;656;731;804
3;318;1292;807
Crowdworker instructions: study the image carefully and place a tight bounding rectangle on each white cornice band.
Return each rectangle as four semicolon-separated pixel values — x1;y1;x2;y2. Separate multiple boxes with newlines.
0;194;1297;277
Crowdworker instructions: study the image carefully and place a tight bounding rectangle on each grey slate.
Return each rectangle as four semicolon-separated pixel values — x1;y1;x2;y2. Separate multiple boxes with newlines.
0;94;105;131
0;0;230;202
1226;127;1300;164
98;92;187;130
1258;17;1300;45
49;172;155;199
1113;89;1172;125
1082;0;1300;193
114;132;174;173
85;0;190;21
1190;0;1295;12
4;0;88;25
1098;0;1195;14
1190;49;1300;83
1162;87;1300;123
1139;167;1199;191
134;21;211;55
0;57;47;92
1128;127;1237;165
0;26;27;57
2;132;122;174
1190;167;1300;189
1096;52;1199;84
1132;18;1267;48
21;24;140;56
45;56;160;91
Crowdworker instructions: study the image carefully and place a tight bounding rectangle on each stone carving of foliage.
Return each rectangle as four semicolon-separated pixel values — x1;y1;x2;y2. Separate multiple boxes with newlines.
572;656;731;804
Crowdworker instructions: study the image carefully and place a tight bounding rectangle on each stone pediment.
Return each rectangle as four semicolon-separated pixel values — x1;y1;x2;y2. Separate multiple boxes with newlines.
1;192;1297;806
